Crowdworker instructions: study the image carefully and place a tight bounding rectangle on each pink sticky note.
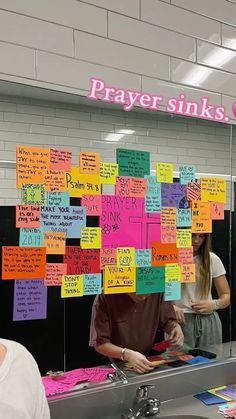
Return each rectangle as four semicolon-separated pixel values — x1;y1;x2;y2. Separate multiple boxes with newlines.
81;194;102;216
211;202;224;220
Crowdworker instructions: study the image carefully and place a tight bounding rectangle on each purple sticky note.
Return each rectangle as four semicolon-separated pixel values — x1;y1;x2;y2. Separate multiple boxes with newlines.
161;183;188;208
13;279;47;321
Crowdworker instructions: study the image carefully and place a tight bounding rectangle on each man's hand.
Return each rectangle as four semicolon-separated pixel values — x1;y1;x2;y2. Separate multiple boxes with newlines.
190;300;215;313
173;305;185;324
125;349;154;374
168;323;184;347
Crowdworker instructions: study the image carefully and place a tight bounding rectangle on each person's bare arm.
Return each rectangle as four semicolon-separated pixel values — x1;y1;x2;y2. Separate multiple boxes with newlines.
95;342;154;374
191;274;230;313
163;320;184;346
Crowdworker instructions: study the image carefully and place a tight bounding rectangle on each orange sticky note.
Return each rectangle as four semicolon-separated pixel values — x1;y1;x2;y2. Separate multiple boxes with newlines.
2;246;46;279
16;146;50;188
191;201;212;233
161;207;176;225
151;242;178;266
79;151;100;174
180;263;196;283
43;169;66;192
43;231;66;254
16;204;40;228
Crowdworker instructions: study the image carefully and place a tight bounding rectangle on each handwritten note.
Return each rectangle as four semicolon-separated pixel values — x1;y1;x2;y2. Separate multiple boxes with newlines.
164;281;181;301
2;246;46;279
179;165;195;184
156;162;173;183
135;249;151;267
165;264;181;281
117;148;150;178
46;191;70;206
104;266;135;294
19;227;43;247
211;202;225;220
83;273;102;295
45;263;67;286
64;247;100;275
13;279;47;321
21;184;45;205
191;201;212;233
81;194;102;216
43;231;66;254
161;183;188;208
151;242;178;266
161;207;176;225
81;227;101;249
178;247;193;264
61;275;83;298
176;229;192;248
16;146;50;187
40;205;86;238
145;176;161;195
180;263;196;283
117;247;135;267
136;266;165;294
79;152;100;174
177;208;191;227
201;177;226;203
100;248;117;269
100;162;118;184
43;169;66;192
16;204;40;228
161;225;176;244
50;148;72;171
66;167;100;197
145;195;161;213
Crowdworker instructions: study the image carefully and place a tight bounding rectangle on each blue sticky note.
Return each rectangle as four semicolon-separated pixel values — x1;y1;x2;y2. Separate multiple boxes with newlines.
176;208;191;227
40;205;86;238
46;191;70;206
179;165;196;185
194;392;225;405
135;249;151;267
83;273;102;295
164;281;181;301
19;227;43;247
186;356;211;364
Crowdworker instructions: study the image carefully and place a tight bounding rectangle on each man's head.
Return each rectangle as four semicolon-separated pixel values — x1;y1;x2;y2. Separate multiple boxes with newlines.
128;293;150;303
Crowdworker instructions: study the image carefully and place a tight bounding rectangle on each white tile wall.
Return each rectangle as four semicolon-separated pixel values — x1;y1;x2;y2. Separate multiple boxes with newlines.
0;96;233;210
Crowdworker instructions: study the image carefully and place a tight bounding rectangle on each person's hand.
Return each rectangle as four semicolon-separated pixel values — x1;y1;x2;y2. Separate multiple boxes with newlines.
190;300;215;313
125;349;154;374
169;323;184;347
173;305;185;324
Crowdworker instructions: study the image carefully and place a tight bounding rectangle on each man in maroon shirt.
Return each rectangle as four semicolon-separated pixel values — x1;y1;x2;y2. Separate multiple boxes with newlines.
90;292;183;373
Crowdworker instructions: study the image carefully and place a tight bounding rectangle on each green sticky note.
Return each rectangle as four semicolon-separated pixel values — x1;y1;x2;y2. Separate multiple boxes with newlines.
136;266;165;294
117;148;150;178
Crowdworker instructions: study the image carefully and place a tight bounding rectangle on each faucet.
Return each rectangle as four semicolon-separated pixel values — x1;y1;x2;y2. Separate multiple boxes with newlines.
121;384;160;418
108;358;128;384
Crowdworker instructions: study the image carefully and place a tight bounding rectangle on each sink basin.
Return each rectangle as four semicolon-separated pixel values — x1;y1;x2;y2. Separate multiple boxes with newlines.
161;416;209;419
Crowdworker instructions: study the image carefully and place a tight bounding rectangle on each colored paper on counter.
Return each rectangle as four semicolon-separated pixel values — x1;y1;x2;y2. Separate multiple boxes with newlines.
164;280;181;301
178;247;193;264
43;169;66;192
45;263;67;286
151;242;178;266
161;207;176;225
79;151;100;174
104;266;135;294
176;208;192;227
16;204;40;228
161;183;188;208
187;181;201;201
2;246;46;279
43;231;66;254
200;177;226;203
135;249;151;267
80;227;101;249
100;248;117;269
156;162;173;183
100;162;118;184
21;183;45;205
81;194;102;216
117;148;150;178
13;279;47;321
64;247;100;275
161;225;176;244
152;340;172;351
61;275;83;298
117;247;135;267
136;266;165;294
179;165;196;184
194;392;226;405
66;167;101;197
19;227;43;247
208;386;233;402
216;385;236;399
50;148;72;171
176;229;192;248
191;201;212;233
185;356;210;364
165;263;181;281
46;191;70;206
83;273;102;295
16;146;50;188
101;196;161;248
40;205;86;238
145;195;161;213
211;202;224;220
180;263;196;283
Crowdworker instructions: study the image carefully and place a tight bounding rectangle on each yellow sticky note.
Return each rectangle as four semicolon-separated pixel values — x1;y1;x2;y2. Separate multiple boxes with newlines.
104;265;136;294
200;177;226;203
176;229;192;248
100;162;118;184
61;274;83;298
117;247;135;267
81;227;101;249
156;162;173;183
66;166;101;197
208;387;232;401
165;263;180;281
180;263;195;283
